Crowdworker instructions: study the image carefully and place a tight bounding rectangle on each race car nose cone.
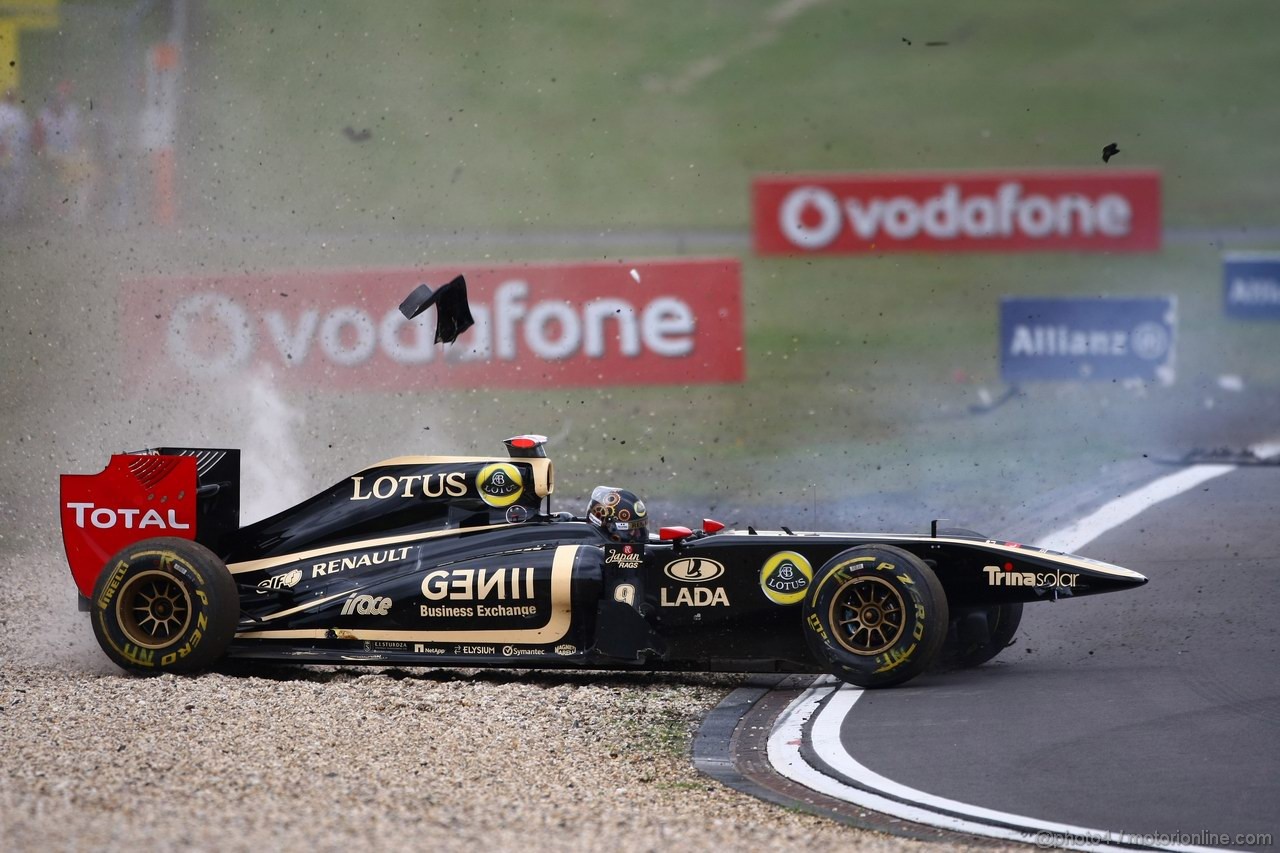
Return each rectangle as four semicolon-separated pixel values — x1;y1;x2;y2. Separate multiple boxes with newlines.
1093;564;1148;585
1082;565;1148;590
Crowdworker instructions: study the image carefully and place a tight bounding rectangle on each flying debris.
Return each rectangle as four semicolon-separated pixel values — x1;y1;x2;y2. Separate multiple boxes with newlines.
1102;142;1120;163
969;385;1023;415
399;275;476;344
342;126;372;142
1216;374;1244;392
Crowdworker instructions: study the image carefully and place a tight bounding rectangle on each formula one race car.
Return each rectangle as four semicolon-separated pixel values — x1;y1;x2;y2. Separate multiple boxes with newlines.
60;435;1147;687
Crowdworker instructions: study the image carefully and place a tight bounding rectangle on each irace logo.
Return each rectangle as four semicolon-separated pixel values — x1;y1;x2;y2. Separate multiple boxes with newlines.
340;594;393;617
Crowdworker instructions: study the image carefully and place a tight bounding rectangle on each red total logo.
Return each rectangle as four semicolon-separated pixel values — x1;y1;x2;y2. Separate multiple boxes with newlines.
754;170;1161;254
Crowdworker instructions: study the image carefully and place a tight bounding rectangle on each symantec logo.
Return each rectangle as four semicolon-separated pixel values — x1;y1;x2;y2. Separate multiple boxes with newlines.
754;170;1161;254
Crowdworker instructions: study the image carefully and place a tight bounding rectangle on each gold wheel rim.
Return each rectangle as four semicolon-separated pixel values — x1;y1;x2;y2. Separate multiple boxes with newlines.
829;575;906;656
115;570;193;650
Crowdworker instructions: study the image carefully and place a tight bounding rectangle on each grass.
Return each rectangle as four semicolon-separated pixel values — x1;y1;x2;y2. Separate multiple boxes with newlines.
620;708;698;761
180;1;1280;230
655;780;706;793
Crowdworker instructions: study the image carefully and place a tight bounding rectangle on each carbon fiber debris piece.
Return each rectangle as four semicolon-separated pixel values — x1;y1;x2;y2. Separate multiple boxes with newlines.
399;274;475;344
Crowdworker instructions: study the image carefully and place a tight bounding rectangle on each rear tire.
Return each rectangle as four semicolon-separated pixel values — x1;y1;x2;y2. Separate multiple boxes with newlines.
803;544;949;688
90;537;238;674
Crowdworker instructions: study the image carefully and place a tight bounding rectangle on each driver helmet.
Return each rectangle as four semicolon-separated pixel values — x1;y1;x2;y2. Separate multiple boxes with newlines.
586;486;648;543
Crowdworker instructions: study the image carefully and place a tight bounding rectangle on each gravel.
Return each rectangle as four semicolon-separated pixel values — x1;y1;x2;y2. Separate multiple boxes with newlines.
0;542;941;852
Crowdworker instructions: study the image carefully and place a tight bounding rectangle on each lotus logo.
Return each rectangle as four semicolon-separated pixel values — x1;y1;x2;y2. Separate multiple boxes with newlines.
759;551;813;605
478;462;524;508
663;558;725;583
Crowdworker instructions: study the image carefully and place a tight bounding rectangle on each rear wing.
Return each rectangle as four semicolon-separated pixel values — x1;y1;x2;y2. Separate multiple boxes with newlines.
60;449;240;597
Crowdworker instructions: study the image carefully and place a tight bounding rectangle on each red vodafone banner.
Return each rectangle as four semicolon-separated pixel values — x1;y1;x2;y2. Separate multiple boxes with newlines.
121;259;744;390
753;170;1161;254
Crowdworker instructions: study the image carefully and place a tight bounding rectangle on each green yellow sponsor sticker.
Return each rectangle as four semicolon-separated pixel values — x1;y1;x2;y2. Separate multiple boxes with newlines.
760;551;813;605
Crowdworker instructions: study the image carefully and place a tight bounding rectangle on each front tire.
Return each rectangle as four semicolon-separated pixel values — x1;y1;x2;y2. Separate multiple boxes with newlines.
90;537;238;674
803;544;949;688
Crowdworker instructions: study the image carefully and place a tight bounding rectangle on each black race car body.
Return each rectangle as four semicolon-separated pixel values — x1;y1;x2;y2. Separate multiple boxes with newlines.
60;435;1147;687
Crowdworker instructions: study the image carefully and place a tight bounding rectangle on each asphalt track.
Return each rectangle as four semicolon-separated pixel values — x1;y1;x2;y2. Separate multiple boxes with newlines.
701;460;1278;850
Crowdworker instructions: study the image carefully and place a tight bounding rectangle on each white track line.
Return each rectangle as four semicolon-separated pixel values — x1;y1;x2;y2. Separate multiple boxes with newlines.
769;683;1222;852
768;439;1280;850
1039;440;1280;554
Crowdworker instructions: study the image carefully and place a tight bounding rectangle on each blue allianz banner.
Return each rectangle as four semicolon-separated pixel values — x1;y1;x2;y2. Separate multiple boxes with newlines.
1223;252;1280;319
1000;297;1176;384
